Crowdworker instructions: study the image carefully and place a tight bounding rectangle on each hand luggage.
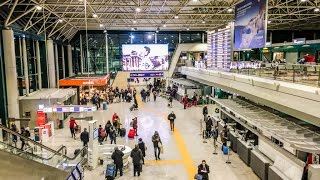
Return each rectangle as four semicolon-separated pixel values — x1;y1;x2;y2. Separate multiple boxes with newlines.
128;129;135;139
105;163;116;179
120;128;126;137
194;174;203;180
74;149;80;155
75;125;81;134
223;145;228;155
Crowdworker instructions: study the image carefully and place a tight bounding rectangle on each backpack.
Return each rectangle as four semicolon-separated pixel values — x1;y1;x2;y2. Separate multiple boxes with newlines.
100;129;106;137
25;130;31;138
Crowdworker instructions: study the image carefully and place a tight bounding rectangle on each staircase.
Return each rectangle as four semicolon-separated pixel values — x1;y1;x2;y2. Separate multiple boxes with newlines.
0;124;87;180
112;71;130;89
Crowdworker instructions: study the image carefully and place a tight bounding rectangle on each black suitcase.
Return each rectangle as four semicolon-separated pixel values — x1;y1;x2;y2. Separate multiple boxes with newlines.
120;128;126;137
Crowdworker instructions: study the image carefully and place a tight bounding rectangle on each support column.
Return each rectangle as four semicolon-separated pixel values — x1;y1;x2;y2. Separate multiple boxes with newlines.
54;44;59;87
155;33;157;44
178;33;181;43
36;41;42;90
80;34;84;74
105;33;109;74
46;39;56;88
61;45;65;79
2;29;20;125
202;33;205;43
67;45;73;77
22;37;29;96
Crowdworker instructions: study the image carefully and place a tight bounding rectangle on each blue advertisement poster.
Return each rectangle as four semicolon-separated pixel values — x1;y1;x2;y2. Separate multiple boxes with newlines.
234;0;267;50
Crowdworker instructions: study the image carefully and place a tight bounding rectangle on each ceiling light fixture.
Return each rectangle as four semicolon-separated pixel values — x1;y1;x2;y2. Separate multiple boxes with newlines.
58;19;64;23
92;14;98;18
131;35;135;39
268;20;271;24
227;8;233;12
103;30;107;33
186;27;190;31
314;7;320;12
192;0;198;2
148;35;152;39
36;5;42;10
174;15;179;19
133;20;137;23
99;24;104;27
202;20;205;24
300;0;307;2
163;24;166;27
136;7;141;12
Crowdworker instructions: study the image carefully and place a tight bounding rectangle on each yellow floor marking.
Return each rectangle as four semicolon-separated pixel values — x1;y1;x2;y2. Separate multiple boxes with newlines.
144;159;184;165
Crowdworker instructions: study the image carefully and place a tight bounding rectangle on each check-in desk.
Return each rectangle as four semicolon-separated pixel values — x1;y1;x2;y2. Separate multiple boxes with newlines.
268;166;290;180
250;149;272;180
308;164;320;180
228;131;238;152
237;139;253;166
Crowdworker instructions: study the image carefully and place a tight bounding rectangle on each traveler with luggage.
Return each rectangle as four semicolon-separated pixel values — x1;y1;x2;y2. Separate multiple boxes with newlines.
220;126;228;151
203;105;208;121
197;160;210;180
98;125;106;145
69;117;77;139
132;117;138;136
80;128;89;147
111;146;124;177
130;145;143;177
205;116;213;139
167;111;176;132
152;131;162;160
105;121;112;141
109;127;117;144
138;138;146;169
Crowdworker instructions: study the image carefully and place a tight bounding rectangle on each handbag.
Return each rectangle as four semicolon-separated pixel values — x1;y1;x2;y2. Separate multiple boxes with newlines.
160;145;164;154
194;174;203;180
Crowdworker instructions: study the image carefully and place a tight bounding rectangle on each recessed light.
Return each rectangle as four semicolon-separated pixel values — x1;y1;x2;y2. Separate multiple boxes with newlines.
193;0;198;2
133;20;137;23
156;30;159;33
131;35;135;39
58;19;64;23
93;14;98;18
227;8;233;12
300;0;307;2
186;28;190;31
36;5;42;10
131;27;135;31
268;20;271;24
163;24;166;27
202;20;205;24
148;35;152;39
103;30;107;33
136;7;141;12
174;15;179;19
99;24;104;27
314;8;320;12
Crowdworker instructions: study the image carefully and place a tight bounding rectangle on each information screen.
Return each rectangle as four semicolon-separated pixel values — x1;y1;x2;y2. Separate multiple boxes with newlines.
122;44;169;71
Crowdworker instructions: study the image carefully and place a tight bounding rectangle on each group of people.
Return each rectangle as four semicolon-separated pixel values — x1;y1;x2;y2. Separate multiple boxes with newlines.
10;123;31;150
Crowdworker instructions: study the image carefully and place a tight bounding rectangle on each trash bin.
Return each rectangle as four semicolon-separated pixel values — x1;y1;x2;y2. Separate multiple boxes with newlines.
59;119;63;129
103;102;107;110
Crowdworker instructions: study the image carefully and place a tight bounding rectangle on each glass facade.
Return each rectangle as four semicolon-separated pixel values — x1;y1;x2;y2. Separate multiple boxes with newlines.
0;30;8;124
71;31;206;73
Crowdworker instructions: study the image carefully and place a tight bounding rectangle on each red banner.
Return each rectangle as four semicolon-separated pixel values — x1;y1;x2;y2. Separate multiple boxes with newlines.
37;111;46;126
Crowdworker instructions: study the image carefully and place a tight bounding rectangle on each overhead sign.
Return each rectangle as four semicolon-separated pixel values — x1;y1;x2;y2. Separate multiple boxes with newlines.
130;72;164;78
293;38;306;45
59;75;109;87
234;0;267;50
42;106;97;113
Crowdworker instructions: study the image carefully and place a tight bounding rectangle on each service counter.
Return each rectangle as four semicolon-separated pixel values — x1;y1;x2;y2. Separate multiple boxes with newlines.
268;166;291;180
237;139;253;166
229;131;239;152
250;149;272;180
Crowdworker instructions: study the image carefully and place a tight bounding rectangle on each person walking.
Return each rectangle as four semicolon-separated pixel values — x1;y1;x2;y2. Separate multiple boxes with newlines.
132;117;138;136
109;127;117;144
80;128;89;147
111;146;124;177
105;120;112;141
69;117;77;139
152;131;162;160
10;124;18;147
98;125;106;145
182;95;187;109
130;145;143;177
205;116;213;139
167;111;176;132
138;138;146;166
197;160;210;180
168;96;173;107
20;127;26;150
153;90;157;102
203;105;208;121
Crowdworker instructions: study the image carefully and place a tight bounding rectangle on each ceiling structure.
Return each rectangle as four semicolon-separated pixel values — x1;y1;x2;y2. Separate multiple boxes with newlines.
1;0;320;42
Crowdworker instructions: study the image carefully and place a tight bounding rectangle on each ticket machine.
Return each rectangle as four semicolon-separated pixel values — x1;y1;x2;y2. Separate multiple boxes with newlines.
88;120;99;169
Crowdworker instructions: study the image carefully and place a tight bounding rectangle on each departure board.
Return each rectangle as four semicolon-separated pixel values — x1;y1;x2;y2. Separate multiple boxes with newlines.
207;24;233;70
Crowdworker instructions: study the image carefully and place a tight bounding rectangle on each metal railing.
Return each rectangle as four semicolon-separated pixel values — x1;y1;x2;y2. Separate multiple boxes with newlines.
0;124;87;170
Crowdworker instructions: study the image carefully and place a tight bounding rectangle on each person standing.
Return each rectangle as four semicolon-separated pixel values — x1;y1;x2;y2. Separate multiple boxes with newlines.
20;127;26;150
105;120;112;141
205;116;213;139
152;131;162;160
138;138;146;165
167;111;176;132
69;117;77;139
133;117;138;136
182;95;187;109
111;146;124;177
197;160;210;180
153;90;157;102
130;145;143;177
10;124;18;147
98;125;106;145
80;128;89;147
203;105;208;121
109;127;117;144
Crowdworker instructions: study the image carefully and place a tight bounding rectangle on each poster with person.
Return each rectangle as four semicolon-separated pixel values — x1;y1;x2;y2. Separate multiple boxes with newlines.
234;0;267;50
122;44;169;71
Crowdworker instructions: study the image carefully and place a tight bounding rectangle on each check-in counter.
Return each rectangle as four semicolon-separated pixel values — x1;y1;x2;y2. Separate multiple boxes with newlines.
268;166;290;180
228;131;238;152
237;139;253;165
250;149;272;180
308;164;320;180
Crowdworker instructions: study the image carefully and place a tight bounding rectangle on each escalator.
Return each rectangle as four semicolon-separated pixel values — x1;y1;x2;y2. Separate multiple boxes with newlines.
0;124;87;180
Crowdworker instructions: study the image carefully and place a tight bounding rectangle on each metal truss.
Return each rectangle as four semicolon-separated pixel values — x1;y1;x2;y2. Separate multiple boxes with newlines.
1;0;320;42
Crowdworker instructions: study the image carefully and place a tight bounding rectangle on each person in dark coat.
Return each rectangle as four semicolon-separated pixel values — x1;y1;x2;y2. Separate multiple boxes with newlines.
105;120;112;141
205;116;213;138
80;128;89;147
167;111;176;131
198;160;210;180
138;138;146;165
109;126;116;144
203;105;208;120
151;131;162;160
130;145;143;177
111;146;124;177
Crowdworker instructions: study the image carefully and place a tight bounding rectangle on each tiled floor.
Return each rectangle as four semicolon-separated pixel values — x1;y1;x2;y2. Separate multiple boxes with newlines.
43;86;258;180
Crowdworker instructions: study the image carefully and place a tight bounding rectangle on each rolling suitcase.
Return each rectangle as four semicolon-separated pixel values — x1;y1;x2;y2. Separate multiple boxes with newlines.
223;145;228;155
120;128;126;137
105;163;116;180
128;129;135;139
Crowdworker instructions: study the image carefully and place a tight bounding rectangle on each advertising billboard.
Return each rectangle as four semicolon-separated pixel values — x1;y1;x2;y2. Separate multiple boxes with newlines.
234;0;267;50
122;44;169;71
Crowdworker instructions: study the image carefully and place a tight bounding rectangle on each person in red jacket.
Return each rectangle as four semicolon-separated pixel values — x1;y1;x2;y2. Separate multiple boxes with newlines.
132;117;138;136
182;95;187;109
112;113;118;122
69;117;77;139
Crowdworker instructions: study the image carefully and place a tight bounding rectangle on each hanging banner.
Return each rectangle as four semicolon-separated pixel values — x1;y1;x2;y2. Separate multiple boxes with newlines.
234;0;267;50
37;111;46;126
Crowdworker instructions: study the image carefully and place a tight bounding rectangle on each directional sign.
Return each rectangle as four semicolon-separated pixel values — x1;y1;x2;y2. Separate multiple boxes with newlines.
130;72;164;78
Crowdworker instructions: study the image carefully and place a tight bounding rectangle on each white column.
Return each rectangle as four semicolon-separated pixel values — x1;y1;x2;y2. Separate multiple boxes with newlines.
202;33;205;43
36;41;42;90
2;29;20;123
61;45;65;79
54;44;59;87
80;34;84;74
178;33;181;43
105;34;109;74
46;39;56;88
155;33;157;44
22;37;29;96
67;45;73;77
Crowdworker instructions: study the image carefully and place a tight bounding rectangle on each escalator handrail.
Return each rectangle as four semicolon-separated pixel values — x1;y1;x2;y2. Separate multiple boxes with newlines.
0;124;87;161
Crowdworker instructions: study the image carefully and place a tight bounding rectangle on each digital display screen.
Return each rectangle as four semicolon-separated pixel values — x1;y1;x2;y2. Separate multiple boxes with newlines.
122;44;169;71
93;128;99;139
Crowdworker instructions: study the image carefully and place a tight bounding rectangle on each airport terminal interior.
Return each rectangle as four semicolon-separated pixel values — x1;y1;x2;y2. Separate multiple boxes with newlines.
1;0;320;180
